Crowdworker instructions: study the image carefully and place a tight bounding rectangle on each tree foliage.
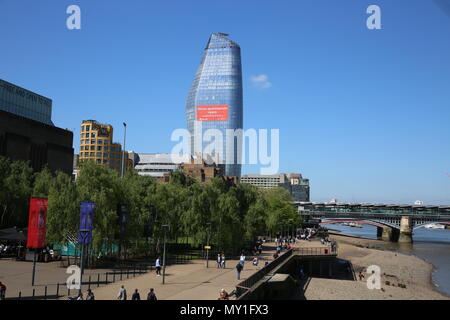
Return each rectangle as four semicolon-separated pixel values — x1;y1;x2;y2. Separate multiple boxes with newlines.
0;156;302;255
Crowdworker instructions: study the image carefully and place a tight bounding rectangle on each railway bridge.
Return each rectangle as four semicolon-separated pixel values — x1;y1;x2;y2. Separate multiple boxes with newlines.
293;202;450;243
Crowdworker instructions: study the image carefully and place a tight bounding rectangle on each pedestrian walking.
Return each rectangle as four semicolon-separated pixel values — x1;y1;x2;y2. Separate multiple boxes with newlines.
236;262;243;280
0;281;6;300
86;289;95;300
221;253;226;269
252;257;259;266
77;292;84;300
239;253;245;269
155;256;162;276
117;285;127;300
147;288;157;300
132;289;141;300
217;254;221;268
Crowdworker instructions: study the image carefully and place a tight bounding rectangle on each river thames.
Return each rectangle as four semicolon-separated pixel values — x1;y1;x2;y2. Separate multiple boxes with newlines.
323;224;450;297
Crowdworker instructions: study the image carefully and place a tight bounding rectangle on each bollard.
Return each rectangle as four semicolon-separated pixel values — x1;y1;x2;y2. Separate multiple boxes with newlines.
68;287;70;297
106;273;109;284
56;283;60;297
120;270;123;281
88;275;91;290
98;274;100;287
45;286;47;300
19;291;21;300
32;289;35;300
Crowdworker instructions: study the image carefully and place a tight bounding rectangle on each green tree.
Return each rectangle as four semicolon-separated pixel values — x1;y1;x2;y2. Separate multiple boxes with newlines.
0;157;33;228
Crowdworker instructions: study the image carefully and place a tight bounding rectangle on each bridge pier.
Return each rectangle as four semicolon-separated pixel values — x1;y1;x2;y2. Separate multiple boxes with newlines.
399;216;413;243
380;226;399;242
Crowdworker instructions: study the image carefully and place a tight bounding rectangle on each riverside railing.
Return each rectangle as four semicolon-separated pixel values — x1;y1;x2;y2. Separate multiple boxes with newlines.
5;264;152;300
235;249;294;299
295;244;338;256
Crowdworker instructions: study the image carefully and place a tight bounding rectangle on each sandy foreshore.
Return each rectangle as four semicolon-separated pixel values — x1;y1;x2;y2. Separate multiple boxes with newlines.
302;233;450;300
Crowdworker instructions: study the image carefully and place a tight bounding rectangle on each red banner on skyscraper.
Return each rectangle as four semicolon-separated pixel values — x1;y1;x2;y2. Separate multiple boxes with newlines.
197;105;229;121
26;198;48;249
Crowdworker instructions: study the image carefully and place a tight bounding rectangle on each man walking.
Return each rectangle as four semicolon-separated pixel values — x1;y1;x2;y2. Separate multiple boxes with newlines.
239;253;245;270
132;289;141;300
86;289;95;300
117;285;127;300
221;253;226;269
155;256;161;276
236;262;243;280
147;288;157;300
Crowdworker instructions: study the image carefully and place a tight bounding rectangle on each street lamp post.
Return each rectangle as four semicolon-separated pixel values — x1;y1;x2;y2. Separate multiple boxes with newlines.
206;222;212;268
121;122;127;179
162;224;169;284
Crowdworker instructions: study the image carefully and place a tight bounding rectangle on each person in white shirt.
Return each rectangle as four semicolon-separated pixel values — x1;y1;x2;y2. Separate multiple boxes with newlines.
155;257;161;276
239;254;245;270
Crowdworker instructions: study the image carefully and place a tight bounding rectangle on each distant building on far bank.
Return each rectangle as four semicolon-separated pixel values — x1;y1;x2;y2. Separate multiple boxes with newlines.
79;120;131;172
240;173;310;202
0;79;73;175
132;153;236;184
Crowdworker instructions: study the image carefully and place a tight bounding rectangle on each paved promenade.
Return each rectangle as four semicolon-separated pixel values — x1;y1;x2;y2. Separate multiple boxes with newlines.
87;252;274;300
86;240;329;300
1;240;324;300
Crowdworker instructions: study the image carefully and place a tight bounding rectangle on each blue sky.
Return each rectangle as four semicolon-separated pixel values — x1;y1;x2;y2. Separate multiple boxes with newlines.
1;0;449;204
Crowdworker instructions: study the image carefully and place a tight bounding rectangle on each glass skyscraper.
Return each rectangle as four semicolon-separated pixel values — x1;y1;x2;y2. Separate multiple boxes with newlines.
186;33;243;177
0;79;53;126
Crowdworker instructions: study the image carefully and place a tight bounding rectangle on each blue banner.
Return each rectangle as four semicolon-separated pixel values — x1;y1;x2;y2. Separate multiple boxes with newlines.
78;201;94;245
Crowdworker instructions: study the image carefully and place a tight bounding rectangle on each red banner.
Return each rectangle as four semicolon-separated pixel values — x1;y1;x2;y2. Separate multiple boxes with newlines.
27;198;48;249
197;105;229;121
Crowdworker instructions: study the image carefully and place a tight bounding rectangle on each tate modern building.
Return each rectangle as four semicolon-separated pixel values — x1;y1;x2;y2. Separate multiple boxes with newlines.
185;33;243;177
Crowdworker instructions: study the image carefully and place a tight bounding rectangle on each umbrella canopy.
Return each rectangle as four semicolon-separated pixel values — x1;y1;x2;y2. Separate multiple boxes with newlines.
0;227;27;241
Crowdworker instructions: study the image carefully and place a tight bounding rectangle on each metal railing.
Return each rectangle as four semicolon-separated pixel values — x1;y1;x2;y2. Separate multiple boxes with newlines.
295;245;338;256
236;249;293;299
5;264;152;300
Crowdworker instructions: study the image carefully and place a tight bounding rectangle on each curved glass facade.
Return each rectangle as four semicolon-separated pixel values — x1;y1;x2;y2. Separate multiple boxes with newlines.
186;33;243;177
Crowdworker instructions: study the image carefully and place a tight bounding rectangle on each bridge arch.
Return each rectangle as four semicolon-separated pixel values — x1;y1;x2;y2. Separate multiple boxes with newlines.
320;218;400;230
412;221;450;230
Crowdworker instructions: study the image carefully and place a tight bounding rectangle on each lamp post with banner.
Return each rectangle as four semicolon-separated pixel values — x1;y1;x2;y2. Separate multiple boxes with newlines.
78;201;94;294
27;198;48;286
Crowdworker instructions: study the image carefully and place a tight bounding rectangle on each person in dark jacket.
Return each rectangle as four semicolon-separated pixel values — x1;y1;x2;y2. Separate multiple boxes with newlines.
147;288;157;300
236;262;243;280
132;289;141;300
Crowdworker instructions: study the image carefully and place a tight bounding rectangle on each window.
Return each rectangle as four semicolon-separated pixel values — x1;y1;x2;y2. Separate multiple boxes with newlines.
97;146;102;151
86;133;90;138
91;132;96;138
86;125;90;131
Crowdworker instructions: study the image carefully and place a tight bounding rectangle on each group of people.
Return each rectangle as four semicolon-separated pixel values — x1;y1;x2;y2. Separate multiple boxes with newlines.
72;289;95;300
216;253;226;268
117;285;157;300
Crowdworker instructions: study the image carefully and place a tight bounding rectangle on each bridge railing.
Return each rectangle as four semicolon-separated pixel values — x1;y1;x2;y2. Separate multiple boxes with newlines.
235;249;293;299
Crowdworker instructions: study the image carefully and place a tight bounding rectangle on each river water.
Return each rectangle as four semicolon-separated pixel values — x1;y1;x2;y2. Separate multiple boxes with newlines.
322;223;450;297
